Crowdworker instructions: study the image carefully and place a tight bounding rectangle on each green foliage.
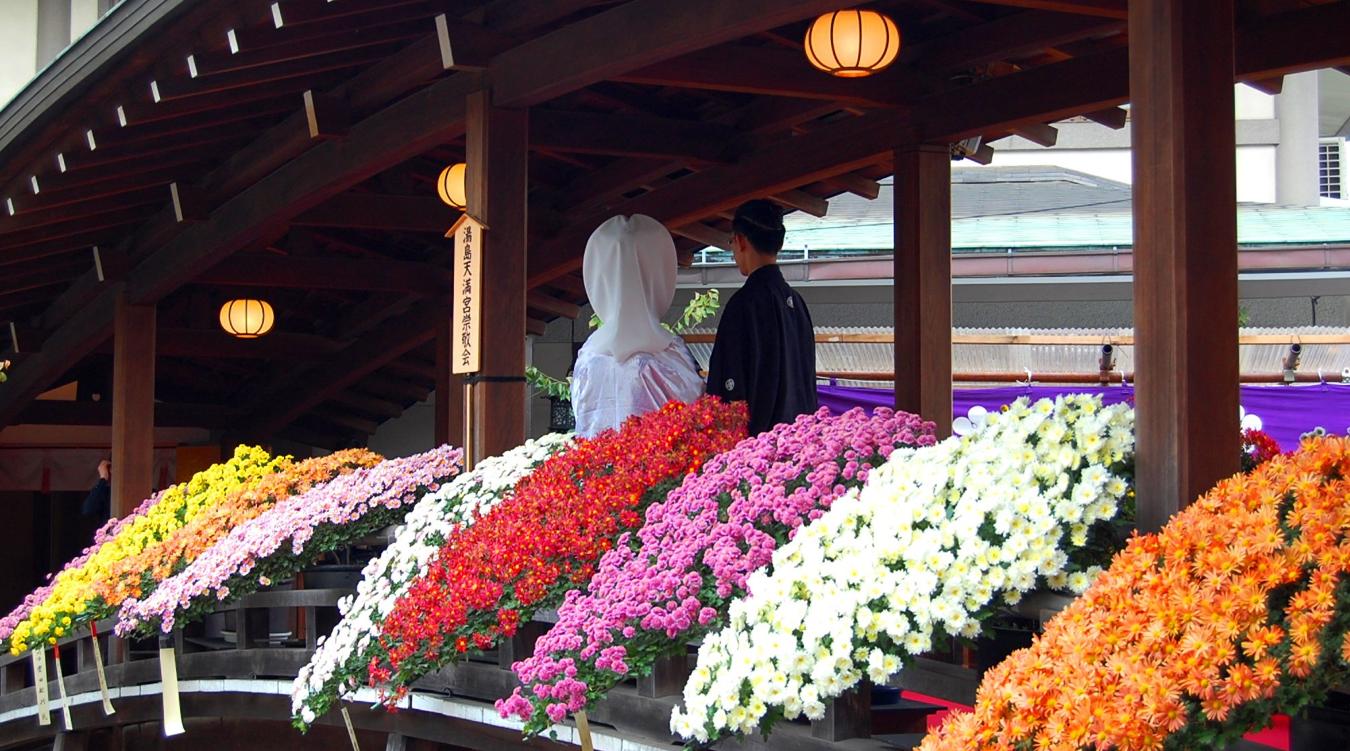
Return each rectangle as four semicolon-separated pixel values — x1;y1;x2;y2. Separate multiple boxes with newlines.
524;366;572;401
531;290;721;402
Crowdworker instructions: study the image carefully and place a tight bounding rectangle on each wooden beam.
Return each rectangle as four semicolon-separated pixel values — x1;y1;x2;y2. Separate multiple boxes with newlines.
126;72;477;304
1083;107;1128;128
312;407;380;436
155;328;343;359
965;0;1127;19
480;0;608;33
529;109;741;163
1011;123;1059;147
247;302;442;436
111;290;155;517
616;45;925;107
526;318;548;337
385;358;437;383
188;20;428;79
1130;0;1240;532
906;10;1123;71
770;190;828;218
1246;76;1284;96
170;182;209;223
270;0;424;29
530;110;908;284
197;253;451;295
467;89;529;460
526;291;580;320
293;193;460;233
329;389;405;420
488;0;865;107
827;173;881;200
894;145;952;438
362;373;431;403
671;223;732;252
1235;2;1350;80
15;400;237;428
152;46;394;103
303;90;349;139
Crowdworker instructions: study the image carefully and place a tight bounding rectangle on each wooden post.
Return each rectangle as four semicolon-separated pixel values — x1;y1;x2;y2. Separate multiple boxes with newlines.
466;89;529;459
111;289;155;518
434;317;464;449
893;144;953;438
1129;0;1240;532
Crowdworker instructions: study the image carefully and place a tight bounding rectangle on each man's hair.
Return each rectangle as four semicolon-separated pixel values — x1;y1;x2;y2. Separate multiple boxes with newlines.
732;199;786;254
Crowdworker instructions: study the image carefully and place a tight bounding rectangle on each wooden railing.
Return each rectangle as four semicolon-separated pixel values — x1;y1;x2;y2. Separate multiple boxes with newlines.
0;578;987;750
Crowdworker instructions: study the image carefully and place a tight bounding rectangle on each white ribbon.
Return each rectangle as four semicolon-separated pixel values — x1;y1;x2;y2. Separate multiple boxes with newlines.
90;624;115;715
341;706;361;751
158;646;185;736
53;644;73;730
31;650;51;726
576;710;594;751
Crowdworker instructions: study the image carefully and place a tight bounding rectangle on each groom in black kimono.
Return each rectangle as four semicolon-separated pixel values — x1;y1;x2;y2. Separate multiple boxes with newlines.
706;199;818;435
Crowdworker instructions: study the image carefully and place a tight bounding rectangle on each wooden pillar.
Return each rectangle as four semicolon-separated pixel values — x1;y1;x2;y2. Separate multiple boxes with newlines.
466;89;528;459
1130;0;1240;532
893;144;953;438
111;289;155;518
434;316;465;449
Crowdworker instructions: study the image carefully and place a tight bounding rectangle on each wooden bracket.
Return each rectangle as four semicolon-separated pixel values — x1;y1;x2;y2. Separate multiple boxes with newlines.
169;182;208;223
304;90;349;140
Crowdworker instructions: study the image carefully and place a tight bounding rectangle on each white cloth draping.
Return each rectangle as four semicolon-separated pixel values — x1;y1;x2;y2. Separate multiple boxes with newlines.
572;215;704;437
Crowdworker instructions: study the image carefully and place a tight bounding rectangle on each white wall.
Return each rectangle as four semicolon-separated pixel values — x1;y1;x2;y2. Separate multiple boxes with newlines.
70;0;99;42
0;0;39;107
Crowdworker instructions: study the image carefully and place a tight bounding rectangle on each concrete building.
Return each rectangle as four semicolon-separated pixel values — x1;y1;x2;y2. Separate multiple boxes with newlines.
0;0;117;108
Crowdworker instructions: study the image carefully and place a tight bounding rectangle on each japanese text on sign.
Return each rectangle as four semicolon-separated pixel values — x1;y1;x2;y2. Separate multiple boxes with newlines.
450;215;483;374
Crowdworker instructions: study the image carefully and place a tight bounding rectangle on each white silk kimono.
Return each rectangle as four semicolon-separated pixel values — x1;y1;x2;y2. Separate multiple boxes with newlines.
570;214;705;437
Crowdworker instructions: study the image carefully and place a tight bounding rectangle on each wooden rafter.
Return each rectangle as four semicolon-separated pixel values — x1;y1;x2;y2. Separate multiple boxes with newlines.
905;10;1123;71
487;0;866;107
197;253;451;294
293;193;459;233
616;45;927;107
244;301;442;435
530;109;743;163
965;0;1128;19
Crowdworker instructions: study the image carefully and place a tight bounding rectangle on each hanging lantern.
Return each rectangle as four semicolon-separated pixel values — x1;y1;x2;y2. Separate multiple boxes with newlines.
804;9;901;78
436;163;468;209
218;299;275;339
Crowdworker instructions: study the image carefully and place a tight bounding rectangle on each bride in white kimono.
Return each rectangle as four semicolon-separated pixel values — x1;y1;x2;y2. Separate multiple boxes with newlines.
571;214;705;438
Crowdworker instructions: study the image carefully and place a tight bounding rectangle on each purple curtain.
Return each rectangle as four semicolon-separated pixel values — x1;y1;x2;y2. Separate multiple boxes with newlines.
818;382;1350;452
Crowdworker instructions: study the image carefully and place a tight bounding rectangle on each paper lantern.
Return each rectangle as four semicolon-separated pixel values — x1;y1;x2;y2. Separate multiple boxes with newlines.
219;299;275;339
804;9;901;78
437;163;467;209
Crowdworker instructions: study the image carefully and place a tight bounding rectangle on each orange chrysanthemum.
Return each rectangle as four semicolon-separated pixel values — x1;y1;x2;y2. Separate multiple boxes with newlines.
922;436;1350;751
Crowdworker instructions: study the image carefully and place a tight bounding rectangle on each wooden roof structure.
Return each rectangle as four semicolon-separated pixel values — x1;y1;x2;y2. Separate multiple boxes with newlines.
0;0;1346;453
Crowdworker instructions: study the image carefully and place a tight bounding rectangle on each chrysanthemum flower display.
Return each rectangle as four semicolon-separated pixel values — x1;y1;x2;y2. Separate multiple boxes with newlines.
500;407;936;732
115;445;463;638
290;433;574;729
2;445;286;655
96;449;383;609
671;395;1135;744
920;436;1350;751
368;397;747;707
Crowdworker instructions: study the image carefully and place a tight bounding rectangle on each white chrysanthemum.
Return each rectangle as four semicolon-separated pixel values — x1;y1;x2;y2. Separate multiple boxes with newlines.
290;433;573;723
672;396;1134;744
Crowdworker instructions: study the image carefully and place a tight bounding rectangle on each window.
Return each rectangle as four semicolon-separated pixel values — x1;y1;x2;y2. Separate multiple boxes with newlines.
1321;139;1345;199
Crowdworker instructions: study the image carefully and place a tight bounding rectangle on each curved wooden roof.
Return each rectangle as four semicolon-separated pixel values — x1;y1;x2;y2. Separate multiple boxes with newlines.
0;0;1345;445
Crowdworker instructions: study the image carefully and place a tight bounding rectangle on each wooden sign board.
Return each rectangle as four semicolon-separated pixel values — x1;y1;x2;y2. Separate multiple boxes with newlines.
448;214;485;374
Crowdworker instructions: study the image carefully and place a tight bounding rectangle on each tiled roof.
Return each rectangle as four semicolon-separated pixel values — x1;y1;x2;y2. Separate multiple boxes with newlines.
776;166;1350;253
